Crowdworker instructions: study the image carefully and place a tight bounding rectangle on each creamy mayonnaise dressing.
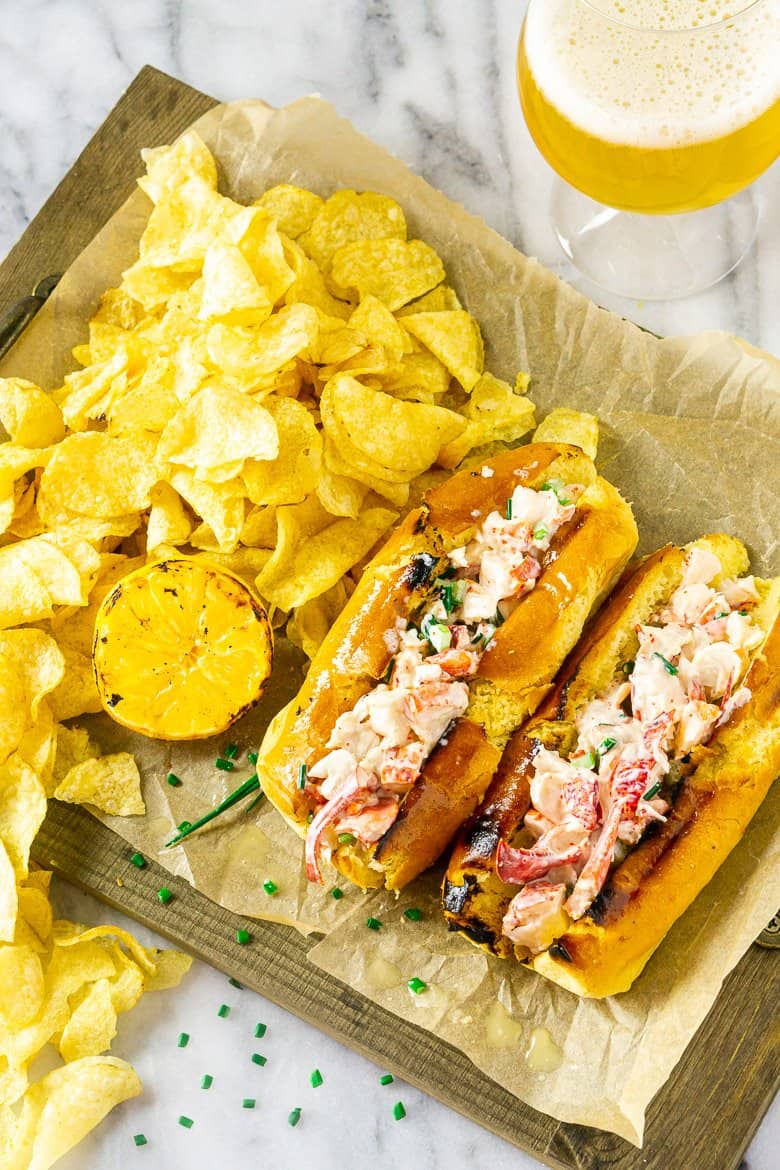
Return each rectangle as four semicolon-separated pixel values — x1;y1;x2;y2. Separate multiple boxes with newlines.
500;547;763;952
303;477;583;881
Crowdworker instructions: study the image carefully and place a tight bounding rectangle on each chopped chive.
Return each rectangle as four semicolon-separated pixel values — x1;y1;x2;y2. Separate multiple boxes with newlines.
178;1116;194;1129
236;928;251;945
133;1133;147;1146
251;1053;267;1066
263;879;278;896
166;772;181;787
505;497;513;520
653;651;679;675
224;743;239;759
407;977;427;994
738;608;749;616
643;782;662;801
215;757;234;771
379;1073;394;1086
157;887;173;905
366;917;382;931
715;611;729;619
242;1098;256;1110
533;524;548;541
288;1107;302;1127
338;832;356;845
247;750;258;765
621;660;635;676
228;978;243;990
254;1022;267;1038
572;751;597;770
217;1004;231;1019
404;907;423;921
393;1101;407;1120
598;737;618;755
331;887;344;900
420;613;451;652
165;774;262;847
298;762;307;789
201;1074;213;1090
492;606;506;628
306;811;314;824
380;656;395;683
129;851;146;868
310;1068;323;1088
177;1032;190;1048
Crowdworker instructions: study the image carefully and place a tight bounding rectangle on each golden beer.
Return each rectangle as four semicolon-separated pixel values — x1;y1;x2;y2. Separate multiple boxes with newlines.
518;0;780;215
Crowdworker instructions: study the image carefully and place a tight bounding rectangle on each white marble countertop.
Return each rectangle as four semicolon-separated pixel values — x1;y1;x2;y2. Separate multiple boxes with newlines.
1;2;777;1167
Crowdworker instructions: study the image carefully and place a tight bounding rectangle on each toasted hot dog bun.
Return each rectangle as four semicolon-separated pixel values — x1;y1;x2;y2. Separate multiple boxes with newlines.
443;535;780;996
258;443;638;890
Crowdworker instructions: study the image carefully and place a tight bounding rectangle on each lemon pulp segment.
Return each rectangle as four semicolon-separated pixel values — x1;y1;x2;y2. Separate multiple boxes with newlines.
92;559;273;740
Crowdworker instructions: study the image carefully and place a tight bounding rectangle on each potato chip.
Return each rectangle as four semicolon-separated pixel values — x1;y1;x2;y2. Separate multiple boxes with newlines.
106;360;183;438
253;183;324;238
256;502;397;611
47;645;101;722
198;241;272;325
17;884;52;948
105;943;144;1014
348;296;410;365
0;379;64;448
58;978;118;1062
287;578;353;659
145;481;193;553
38;431;156;520
4;1057;141;1170
227;205;296;305
315;465;368;518
331;238;445;311
240;505;277;548
321;373;466;476
206;302;319;385
0;945;45;1030
140;947;193;991
242;396;321;506
16;704;57;794
139;130;218;204
439;372;536;467
118;261;196;312
56;348;130;432
158;384;278;482
0;756;47;877
0;842;18;944
533;407;599;459
52;754;145;818
380;352;451;401
401;309;484;391
396;284;462;314
138;176;240;271
51;726;101;790
54;923;157;975
0;630;65;721
322;437;410;507
167;469;246;552
282;237;352;319
299;189;407;270
0;655;26;764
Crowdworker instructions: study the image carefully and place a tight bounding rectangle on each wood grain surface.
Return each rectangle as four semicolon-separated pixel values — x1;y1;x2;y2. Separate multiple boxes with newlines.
1;64;776;1170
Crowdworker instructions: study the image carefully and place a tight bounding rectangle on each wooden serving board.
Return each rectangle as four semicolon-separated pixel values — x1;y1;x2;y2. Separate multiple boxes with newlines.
3;65;777;1170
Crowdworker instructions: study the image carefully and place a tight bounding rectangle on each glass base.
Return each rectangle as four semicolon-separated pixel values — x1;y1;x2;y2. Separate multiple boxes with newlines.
551;182;760;301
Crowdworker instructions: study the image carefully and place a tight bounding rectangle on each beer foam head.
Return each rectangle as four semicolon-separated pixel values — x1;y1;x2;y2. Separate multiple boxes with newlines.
523;0;780;147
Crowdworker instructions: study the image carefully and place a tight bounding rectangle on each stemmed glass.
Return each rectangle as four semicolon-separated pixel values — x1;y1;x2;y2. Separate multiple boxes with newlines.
517;0;780;299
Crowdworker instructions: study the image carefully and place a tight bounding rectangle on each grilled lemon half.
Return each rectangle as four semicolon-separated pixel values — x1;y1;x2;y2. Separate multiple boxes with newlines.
93;558;273;740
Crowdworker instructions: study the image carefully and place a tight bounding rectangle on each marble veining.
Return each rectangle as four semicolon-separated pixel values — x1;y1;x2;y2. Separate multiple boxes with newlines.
0;2;777;1167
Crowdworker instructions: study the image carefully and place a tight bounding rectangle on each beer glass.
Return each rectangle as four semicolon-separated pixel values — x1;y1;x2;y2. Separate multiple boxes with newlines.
518;0;780;299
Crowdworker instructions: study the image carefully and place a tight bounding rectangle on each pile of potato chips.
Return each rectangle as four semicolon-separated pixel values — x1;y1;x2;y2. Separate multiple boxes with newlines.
0;129;537;1165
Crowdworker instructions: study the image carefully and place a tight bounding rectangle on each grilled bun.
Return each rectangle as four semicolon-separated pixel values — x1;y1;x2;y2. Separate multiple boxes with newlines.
443;535;780;997
258;442;637;890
